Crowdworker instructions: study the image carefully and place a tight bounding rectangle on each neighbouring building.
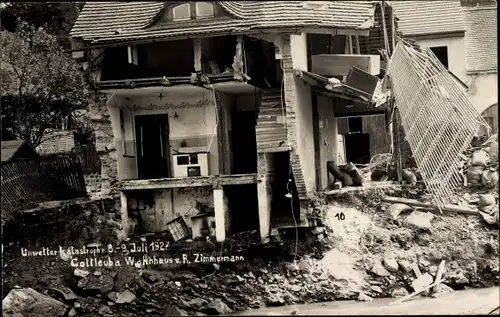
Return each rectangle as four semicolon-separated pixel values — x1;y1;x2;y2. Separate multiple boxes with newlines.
1;140;39;166
70;1;396;242
391;0;498;134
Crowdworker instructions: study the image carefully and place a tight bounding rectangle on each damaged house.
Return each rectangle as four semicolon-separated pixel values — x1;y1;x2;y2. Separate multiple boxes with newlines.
70;1;396;242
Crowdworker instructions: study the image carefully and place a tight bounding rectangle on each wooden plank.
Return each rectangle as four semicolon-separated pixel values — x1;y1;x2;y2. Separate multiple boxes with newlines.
120;174;261;191
433;260;446;292
382;196;480;215
390;279;445;306
311;54;380;77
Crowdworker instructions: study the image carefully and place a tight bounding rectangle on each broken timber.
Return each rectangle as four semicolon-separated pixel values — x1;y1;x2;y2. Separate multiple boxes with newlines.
382;197;479;215
120;174;260;191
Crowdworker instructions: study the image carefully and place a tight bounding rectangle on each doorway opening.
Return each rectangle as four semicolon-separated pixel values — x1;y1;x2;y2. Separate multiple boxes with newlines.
230;109;258;174
135;114;171;180
225;184;259;234
269;151;300;227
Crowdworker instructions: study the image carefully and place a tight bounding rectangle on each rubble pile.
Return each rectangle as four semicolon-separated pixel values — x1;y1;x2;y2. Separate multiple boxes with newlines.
462;134;498;189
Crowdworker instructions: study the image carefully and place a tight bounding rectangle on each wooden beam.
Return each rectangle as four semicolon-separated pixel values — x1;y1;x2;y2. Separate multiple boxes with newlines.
381;196;480;215
193;38;202;73
311;54;381;77
120;174;261;191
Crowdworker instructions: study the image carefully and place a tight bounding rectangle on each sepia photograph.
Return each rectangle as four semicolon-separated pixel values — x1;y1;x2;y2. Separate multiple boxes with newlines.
1;1;498;316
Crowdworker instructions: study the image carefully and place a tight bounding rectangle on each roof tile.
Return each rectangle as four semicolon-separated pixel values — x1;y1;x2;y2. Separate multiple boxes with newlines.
391;1;465;37
71;1;376;43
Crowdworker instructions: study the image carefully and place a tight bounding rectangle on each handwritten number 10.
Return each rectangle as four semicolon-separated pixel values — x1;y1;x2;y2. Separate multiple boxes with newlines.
335;213;345;220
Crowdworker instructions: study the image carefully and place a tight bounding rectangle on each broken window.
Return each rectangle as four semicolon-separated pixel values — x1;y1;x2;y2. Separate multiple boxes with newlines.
201;36;237;75
196;2;214;18
348;117;363;134
173;3;191;21
430;46;449;69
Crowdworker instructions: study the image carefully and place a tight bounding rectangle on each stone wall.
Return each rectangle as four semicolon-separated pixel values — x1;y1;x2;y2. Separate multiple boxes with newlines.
87;97;119;199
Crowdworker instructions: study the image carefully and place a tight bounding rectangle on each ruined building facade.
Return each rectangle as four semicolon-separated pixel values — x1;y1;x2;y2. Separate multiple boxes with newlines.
70;1;395;242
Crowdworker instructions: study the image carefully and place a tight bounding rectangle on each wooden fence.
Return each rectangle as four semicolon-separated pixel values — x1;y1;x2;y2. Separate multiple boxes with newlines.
71;144;101;175
1;155;88;222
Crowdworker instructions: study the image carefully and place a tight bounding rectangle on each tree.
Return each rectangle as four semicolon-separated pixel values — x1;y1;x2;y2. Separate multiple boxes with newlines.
1;23;93;148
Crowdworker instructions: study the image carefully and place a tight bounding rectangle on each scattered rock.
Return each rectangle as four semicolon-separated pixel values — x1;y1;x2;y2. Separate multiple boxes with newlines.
311;227;325;235
188;298;208;307
59;249;72;262
405;211;434;230
174;281;181;287
265;293;286;306
98;305;113;316
236;275;245;283
106;292;118;302
78;274;114;293
204;299;232;315
428;265;438;276
370;286;383;293
94;271;102;276
383;257;399;273
115;290;136;304
370;260;392;277
357;292;373;302
398;260;413;273
388;204;413;220
2;288;68;317
431;283;454;298
478;194;496;207
391;288;409;298
290;285;301;292
50;286;78;301
74;268;90;278
455;272;469;284
74;302;81;309
247;271;256;279
162;305;188;316
419;259;431;268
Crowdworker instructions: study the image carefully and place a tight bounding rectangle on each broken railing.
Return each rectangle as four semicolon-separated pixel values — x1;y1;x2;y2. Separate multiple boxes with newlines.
387;40;490;208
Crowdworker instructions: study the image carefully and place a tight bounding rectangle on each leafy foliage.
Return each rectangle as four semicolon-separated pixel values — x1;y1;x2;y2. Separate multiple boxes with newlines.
0;2;84;49
1;24;93;147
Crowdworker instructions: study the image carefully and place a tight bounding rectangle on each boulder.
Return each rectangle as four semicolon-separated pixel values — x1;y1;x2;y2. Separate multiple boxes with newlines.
482;169;499;188
162;305;188;316
489;138;498;163
188;298;208;307
98;305;113;316
455;272;469;284
383;257;399;273
402;169;417;185
204;299;232;315
370;260;391;277
265;294;286;306
391;288;409;298
74;268;90;278
49;286;78;301
398;260;413;273
471;150;489;166
370;285;383;293
467;165;485;185
478;194;496;208
431;283;454;298
114;290;136;304
388;204;413;220
3;288;67;317
357;292;373;302
405;211;434;230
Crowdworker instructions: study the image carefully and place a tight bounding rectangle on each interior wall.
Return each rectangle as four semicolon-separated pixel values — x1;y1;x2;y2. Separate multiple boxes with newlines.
114;88;220;180
290;33;316;193
317;95;338;190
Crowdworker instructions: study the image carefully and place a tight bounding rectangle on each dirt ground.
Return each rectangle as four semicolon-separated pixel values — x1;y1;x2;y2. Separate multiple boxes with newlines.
2;187;499;316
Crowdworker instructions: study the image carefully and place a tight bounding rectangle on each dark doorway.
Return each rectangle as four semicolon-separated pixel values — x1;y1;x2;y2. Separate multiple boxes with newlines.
135;114;171;180
345;133;371;164
226;184;259;234
270;152;300;227
230;110;258;174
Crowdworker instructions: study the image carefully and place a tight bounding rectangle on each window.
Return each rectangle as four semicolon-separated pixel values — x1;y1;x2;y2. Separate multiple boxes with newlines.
196;2;214;18
173;3;191;21
430;46;449;69
348;117;363;134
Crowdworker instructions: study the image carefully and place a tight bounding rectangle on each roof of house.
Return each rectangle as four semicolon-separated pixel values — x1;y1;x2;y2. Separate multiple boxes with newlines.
391;1;465;37
462;4;497;73
1;140;30;163
70;1;377;43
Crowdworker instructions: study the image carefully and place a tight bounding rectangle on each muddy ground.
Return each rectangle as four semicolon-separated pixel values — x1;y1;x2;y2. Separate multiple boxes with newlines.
2;186;499;316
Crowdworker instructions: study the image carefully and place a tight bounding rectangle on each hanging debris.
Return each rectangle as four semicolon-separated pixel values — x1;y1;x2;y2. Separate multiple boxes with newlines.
387;40;490;208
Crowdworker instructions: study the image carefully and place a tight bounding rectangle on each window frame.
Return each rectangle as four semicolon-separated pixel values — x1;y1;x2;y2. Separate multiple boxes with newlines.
172;3;192;22
195;2;214;18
